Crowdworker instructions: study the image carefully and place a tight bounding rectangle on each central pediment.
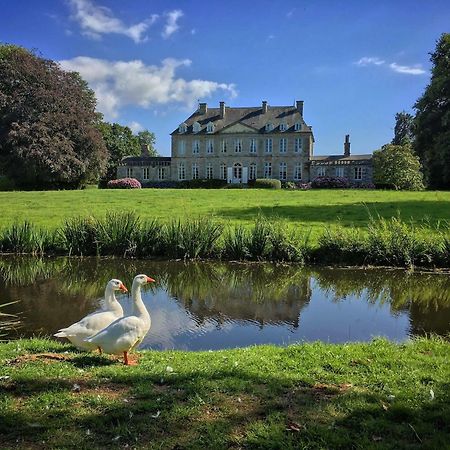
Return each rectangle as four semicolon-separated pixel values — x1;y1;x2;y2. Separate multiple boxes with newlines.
219;122;258;134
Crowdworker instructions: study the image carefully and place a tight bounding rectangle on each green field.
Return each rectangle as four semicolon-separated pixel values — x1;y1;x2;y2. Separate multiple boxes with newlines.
1;189;449;239
0;337;448;449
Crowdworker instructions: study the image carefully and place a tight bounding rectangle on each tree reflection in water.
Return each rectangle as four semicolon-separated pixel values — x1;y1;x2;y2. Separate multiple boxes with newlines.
0;256;448;347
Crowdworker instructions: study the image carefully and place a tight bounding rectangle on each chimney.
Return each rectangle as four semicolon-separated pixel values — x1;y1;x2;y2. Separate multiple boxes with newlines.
198;102;207;114
344;135;351;157
219;101;226;118
262;100;268;114
141;143;150;156
296;100;304;116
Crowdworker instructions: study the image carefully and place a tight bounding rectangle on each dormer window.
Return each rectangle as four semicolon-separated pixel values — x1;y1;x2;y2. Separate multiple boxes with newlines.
178;123;187;133
193;121;201;133
279;123;287;132
294;122;301;131
206;122;215;133
265;123;273;132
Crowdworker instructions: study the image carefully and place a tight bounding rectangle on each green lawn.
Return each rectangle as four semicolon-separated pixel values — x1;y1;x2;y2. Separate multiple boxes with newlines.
0;338;448;449
1;189;449;237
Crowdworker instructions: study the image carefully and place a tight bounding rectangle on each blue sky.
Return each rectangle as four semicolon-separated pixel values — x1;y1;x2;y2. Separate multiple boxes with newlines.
1;0;449;156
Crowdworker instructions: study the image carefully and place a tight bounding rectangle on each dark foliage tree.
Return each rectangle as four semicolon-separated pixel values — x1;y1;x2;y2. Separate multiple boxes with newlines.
0;45;108;189
414;33;450;189
392;111;415;145
373;143;424;190
98;122;141;183
137;130;158;156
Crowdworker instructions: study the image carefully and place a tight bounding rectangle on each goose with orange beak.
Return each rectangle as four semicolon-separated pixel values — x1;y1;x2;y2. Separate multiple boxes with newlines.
85;274;155;365
54;279;127;351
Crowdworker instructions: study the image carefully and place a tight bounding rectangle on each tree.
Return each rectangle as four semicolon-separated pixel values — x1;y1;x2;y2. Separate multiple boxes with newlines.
0;45;107;189
137;130;158;156
98;122;141;183
392;111;414;145
414;33;450;189
372;143;424;190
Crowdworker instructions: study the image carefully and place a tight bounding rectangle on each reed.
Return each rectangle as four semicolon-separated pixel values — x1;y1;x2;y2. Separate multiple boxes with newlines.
0;221;50;255
58;216;99;256
222;225;250;260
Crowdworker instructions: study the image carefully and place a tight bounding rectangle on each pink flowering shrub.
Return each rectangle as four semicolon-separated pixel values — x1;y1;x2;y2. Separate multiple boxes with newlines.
107;178;142;189
311;176;350;189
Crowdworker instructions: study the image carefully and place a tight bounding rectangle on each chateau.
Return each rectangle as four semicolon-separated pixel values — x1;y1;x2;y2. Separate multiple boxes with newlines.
117;100;373;184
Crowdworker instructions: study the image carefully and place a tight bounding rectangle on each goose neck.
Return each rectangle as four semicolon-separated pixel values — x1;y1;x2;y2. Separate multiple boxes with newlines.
131;283;150;318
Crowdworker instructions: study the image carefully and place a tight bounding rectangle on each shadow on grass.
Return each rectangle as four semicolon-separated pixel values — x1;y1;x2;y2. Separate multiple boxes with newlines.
1;359;449;449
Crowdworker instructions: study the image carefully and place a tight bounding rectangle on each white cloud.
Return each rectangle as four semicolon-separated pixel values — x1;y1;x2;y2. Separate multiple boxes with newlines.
355;57;385;66
128;121;144;133
69;0;158;43
59;56;237;119
389;62;426;75
355;56;426;75
162;9;183;38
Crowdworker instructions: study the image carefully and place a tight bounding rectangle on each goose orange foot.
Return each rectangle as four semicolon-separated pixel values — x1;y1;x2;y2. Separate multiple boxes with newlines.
123;351;138;366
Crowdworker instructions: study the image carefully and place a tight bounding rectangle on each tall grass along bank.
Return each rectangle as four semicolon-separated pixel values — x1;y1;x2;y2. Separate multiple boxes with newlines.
0;213;448;268
0;337;448;448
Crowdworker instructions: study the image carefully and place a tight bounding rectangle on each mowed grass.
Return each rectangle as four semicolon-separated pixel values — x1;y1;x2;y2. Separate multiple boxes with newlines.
0;338;448;449
1;189;449;239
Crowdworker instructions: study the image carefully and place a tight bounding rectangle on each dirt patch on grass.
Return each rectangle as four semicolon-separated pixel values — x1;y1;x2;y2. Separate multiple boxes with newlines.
6;352;72;366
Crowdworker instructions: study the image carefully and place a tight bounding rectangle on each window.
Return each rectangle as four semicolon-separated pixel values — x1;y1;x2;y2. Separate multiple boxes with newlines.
249;163;257;180
264;162;272;178
206;163;213;179
234;139;242;153
265;123;273;132
279;123;287;132
178;163;186;180
206;122;214;133
317;167;326;177
193;121;201;133
233;163;242;179
294;138;302;153
126;167;132;178
265;138;273;153
335;167;344;177
294;122;301;131
294;163;302;180
178;123;187;133
158;167;165;180
279;138;287;153
207;139;214;154
178;140;186;155
279;162;287;180
250;138;257;153
221;139;227;153
192;140;200;154
354;167;363;180
192;163;199;180
220;164;227;180
142;167;150;180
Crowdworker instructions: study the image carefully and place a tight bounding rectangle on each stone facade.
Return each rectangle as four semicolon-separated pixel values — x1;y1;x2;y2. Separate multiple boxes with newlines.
117;101;373;184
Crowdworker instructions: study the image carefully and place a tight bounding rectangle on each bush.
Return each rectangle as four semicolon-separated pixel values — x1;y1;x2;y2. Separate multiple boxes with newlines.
0;176;15;191
311;176;350;189
281;181;312;190
253;179;282;189
0;221;51;255
180;179;228;189
351;182;376;189
142;181;179;189
107;178;141;189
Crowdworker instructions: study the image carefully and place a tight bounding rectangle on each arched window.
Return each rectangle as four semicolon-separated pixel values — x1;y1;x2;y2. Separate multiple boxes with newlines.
193;121;201;133
233;163;242;179
279;123;287;131
206;122;215;133
265;123;273;132
249;163;257;180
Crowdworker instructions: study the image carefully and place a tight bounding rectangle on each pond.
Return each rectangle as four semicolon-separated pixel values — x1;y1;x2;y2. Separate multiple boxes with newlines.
0;256;449;350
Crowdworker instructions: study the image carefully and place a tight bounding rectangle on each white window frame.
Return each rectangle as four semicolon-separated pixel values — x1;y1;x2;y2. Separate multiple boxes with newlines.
265;123;273;132
264;162;272;178
279;162;287;180
294;138;302;153
178;123;187;133
249;163;257;180
220;164;227;180
354;167;363;180
206;163;213;179
279;138;287;153
294;163;302;181
206;122;214;133
178;140;186;155
250;138;257;153
279;123;287;132
294;122;301;131
126;167;133;178
317;166;326;177
234;139;242;153
335;167;344;177
157;167;165;180
221;139;227;153
178;163;186;181
207;139;214;154
142;167;150;180
192;163;199;180
193;122;201;133
192;140;200;154
265;138;273;153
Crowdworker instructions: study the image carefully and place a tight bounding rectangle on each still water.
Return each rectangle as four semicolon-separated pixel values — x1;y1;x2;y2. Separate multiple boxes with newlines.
0;256;449;350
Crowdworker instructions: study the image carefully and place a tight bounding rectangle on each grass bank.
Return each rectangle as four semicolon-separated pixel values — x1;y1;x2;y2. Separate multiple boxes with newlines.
1;189;450;239
0;337;448;449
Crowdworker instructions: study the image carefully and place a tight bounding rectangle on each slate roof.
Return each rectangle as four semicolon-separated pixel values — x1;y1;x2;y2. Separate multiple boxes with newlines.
310;154;372;165
171;105;313;135
119;156;171;166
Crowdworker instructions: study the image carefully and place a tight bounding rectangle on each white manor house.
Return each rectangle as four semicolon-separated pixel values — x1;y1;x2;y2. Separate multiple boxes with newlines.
118;100;373;184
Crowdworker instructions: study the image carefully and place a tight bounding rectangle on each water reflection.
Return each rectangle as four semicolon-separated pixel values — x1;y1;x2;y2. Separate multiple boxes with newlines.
0;256;449;349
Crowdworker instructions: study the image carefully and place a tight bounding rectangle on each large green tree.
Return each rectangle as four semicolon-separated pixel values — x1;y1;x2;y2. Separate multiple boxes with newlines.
414;33;450;189
136;130;158;156
392;111;415;145
0;44;107;189
373;143;424;190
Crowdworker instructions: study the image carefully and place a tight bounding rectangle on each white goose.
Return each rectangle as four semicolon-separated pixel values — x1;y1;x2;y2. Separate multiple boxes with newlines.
85;274;155;365
54;279;127;351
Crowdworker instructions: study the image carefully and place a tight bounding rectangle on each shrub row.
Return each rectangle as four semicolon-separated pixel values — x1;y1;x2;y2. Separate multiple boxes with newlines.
0;214;448;268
